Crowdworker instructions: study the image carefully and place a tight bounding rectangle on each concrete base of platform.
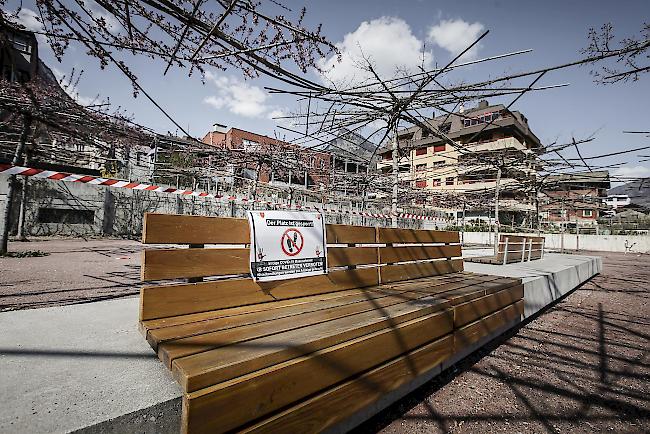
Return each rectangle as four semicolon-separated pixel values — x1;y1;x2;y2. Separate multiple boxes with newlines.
464;252;602;318
0;253;600;434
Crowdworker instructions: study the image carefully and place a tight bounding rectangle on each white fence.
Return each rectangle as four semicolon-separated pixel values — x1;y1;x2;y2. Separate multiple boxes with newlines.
462;231;650;254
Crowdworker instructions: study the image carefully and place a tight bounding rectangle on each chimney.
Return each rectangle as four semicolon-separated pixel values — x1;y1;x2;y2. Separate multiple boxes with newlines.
459;104;465;114
213;123;228;133
478;100;489;109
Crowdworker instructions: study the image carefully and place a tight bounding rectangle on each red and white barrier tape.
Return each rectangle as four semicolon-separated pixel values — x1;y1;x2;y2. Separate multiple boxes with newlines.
0;164;447;222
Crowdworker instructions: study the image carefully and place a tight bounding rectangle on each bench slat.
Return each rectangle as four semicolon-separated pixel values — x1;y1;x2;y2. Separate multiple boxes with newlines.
379;245;461;264
143;213;380;246
141;287;397;331
143;214;250;244
326;224;376;244
453;284;524;327
241;334;454;434
454;299;524;352
140;267;379;321
142;248;249;281
183;310;453;434
377;227;459;244
141;246;379;281
380;258;464;284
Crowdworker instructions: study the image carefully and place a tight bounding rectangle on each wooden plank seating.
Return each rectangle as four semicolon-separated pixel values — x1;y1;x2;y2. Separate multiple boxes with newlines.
466;234;545;265
140;213;523;433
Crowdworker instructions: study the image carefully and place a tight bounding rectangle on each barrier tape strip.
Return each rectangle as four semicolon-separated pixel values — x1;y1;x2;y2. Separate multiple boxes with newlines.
0;164;446;222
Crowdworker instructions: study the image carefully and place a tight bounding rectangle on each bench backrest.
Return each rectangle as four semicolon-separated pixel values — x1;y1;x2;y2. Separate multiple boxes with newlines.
496;234;544;264
140;213;463;321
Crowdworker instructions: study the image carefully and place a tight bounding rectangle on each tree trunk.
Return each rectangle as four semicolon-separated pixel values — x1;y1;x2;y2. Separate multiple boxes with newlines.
1;114;32;254
16;154;30;241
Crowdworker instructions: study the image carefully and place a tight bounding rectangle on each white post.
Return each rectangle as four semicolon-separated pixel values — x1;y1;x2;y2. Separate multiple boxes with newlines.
502;236;509;265
391;125;399;228
521;237;526;262
528;238;533;261
493;166;502;256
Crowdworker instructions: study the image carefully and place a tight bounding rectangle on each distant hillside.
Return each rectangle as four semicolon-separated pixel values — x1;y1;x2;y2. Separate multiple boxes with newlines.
608;179;650;207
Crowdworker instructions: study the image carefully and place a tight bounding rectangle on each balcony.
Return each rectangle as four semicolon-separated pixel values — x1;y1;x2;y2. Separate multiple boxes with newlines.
463;137;528;152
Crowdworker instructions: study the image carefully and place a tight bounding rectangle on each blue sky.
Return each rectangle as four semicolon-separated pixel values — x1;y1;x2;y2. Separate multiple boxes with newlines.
5;0;650;182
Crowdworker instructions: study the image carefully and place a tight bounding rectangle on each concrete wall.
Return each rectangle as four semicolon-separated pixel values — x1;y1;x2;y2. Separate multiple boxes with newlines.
462;231;650;253
0;174;428;238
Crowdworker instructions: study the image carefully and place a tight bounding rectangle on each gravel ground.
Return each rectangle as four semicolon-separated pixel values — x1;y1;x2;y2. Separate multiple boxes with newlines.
0;238;140;311
355;251;650;434
2;240;648;433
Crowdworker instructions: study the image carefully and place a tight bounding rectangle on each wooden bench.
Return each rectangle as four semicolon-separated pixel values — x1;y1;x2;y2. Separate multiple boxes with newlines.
467;234;545;265
139;213;523;433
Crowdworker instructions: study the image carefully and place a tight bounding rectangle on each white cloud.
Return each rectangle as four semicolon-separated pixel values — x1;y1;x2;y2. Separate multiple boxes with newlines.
427;18;485;61
266;109;285;120
14;7;42;32
203;71;275;118
612;165;650;182
87;0;121;34
318;17;432;85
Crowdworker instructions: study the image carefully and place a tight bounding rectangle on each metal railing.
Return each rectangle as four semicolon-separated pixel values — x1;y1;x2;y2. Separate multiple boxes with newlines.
499;236;545;265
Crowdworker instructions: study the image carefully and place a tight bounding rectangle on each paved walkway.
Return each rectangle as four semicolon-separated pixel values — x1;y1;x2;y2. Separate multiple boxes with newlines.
0;238;140;311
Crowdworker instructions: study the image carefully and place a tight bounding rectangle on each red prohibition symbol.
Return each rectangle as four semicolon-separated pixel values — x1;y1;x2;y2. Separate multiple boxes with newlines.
281;228;304;256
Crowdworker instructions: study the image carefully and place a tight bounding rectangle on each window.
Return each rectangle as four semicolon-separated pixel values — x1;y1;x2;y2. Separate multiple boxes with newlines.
462;112;501;128
416;180;427;188
431;160;445;168
439;123;451;134
445;177;455;186
433;144;445;152
415;147;427;156
398;132;414;142
421;129;430;138
415;164;426;172
38;208;95;224
10;34;32;54
433;178;441;186
583;209;593;217
382;152;392;160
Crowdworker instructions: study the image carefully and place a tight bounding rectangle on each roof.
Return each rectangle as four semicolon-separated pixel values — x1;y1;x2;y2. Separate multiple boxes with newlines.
379;101;542;154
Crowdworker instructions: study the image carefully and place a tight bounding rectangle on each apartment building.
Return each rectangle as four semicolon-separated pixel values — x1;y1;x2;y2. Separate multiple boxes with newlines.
378;100;542;218
379;100;541;188
540;171;610;228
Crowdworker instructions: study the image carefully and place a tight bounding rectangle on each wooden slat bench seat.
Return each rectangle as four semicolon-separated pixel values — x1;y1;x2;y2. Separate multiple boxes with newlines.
140;213;523;433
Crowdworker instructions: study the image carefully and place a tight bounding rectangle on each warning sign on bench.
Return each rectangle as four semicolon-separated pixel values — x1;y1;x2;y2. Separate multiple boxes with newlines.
248;210;327;282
